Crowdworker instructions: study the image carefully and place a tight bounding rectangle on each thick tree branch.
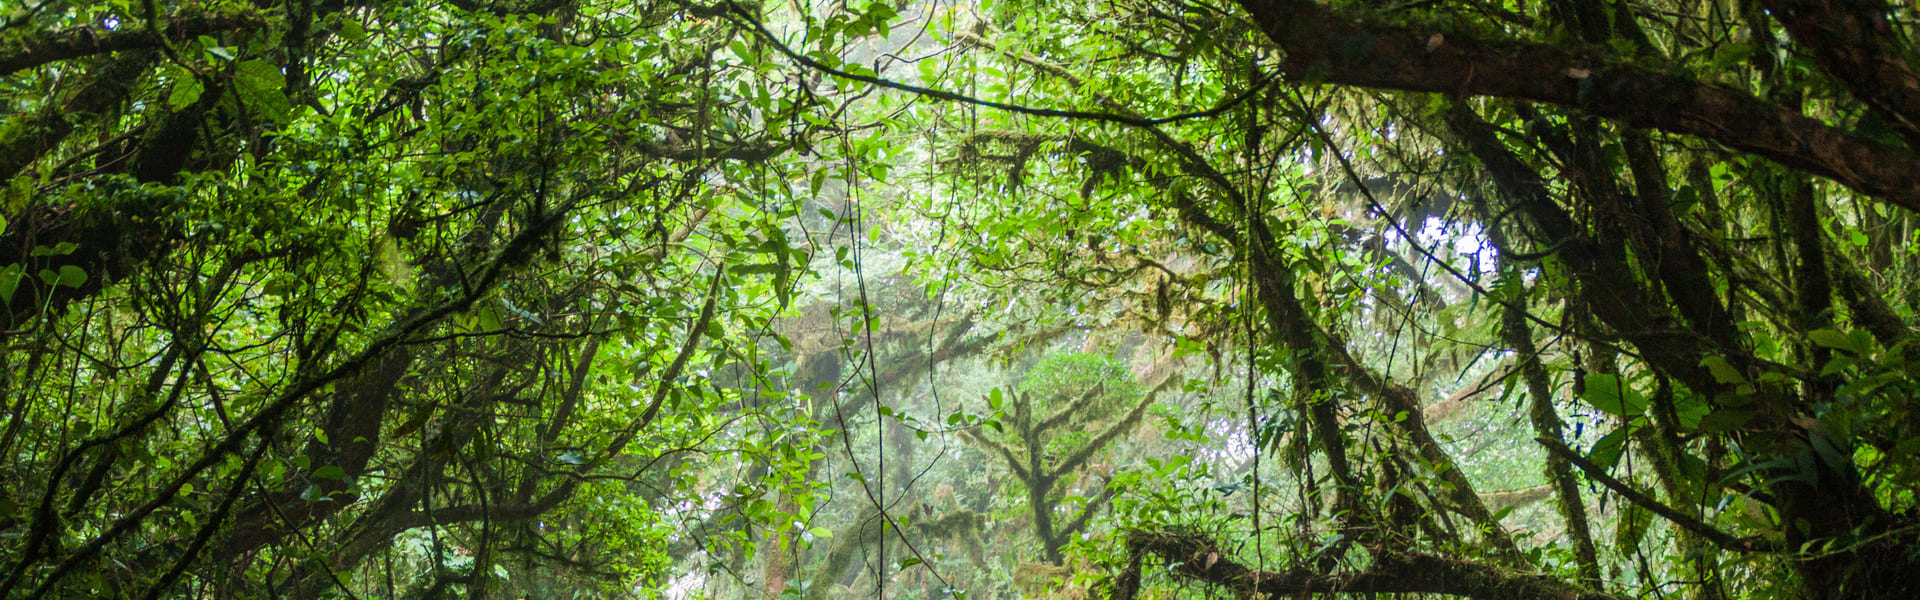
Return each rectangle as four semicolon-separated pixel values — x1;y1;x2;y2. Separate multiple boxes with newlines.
957;428;1032;483
1233;0;1920;211
1055;482;1116;542
1827;243;1911;347
1538;438;1780;553
0;14;261;75
0;207;568;600
1033;383;1105;434
1117;530;1621;600
1444;103;1729;405
1760;0;1920;146
1048;389;1157;479
0;52;153;179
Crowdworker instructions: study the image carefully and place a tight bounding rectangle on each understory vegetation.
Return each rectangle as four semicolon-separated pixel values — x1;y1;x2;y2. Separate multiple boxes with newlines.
4;0;1920;599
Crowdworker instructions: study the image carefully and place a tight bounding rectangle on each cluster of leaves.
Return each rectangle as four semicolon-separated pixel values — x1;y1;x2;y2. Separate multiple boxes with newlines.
10;0;1920;600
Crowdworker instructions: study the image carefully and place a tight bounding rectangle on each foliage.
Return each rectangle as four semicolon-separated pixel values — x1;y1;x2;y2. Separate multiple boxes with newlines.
8;0;1920;599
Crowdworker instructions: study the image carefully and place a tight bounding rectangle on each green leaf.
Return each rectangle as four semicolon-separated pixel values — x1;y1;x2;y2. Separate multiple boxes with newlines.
168;71;205;111
477;304;504;331
1808;328;1871;355
1821;355;1855;377
1674;394;1710;431
1614;503;1653;558
55;265;86;288
1580;374;1647;417
1699;407;1758;433
336;18;368;41
203;41;236;62
1708;42;1756;70
1491;505;1515;522
1701;356;1747;384
730;263;782;275
1588;425;1631;470
262;274;297;296
311;465;347;480
0;264;22;305
235;60;292;124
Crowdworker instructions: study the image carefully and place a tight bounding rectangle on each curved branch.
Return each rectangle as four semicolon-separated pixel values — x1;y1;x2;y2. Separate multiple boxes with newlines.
1050;388;1157;478
1759;0;1920;146
1;206;570;600
956;427;1031;482
1117;530;1621;600
1234;0;1920;211
1055;481;1116;541
1033;382;1105;434
1537;438;1781;553
0;14;261;75
718;2;1268;128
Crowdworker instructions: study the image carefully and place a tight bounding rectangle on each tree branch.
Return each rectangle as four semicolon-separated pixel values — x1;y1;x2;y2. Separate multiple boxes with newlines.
1033;382;1105;434
0;14;261;75
1049;389;1157;479
1233;0;1920;211
1537;438;1780;553
1117;530;1621;600
956;428;1031;483
1759;0;1920;147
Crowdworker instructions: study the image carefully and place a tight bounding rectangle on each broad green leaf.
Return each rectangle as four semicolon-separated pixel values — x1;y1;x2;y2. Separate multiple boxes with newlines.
1821;355;1855;377
1614;503;1653;558
200;35;235;61
0;264;20;304
1701;355;1746;384
1808;328;1871;355
1588;425;1631;470
1699;407;1758;433
1674;393;1710;431
235;60;292;124
168;70;205;111
1580;374;1648;417
262;274;297;296
336;18;368;41
1709;42;1756;70
55;265;85;288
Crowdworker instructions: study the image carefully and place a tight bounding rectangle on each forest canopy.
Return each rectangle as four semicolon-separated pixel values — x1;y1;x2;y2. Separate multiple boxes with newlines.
3;0;1920;599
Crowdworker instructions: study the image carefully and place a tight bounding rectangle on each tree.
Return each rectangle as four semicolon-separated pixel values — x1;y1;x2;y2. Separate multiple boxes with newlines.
0;1;834;598
10;0;1920;598
867;0;1920;598
958;354;1164;566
